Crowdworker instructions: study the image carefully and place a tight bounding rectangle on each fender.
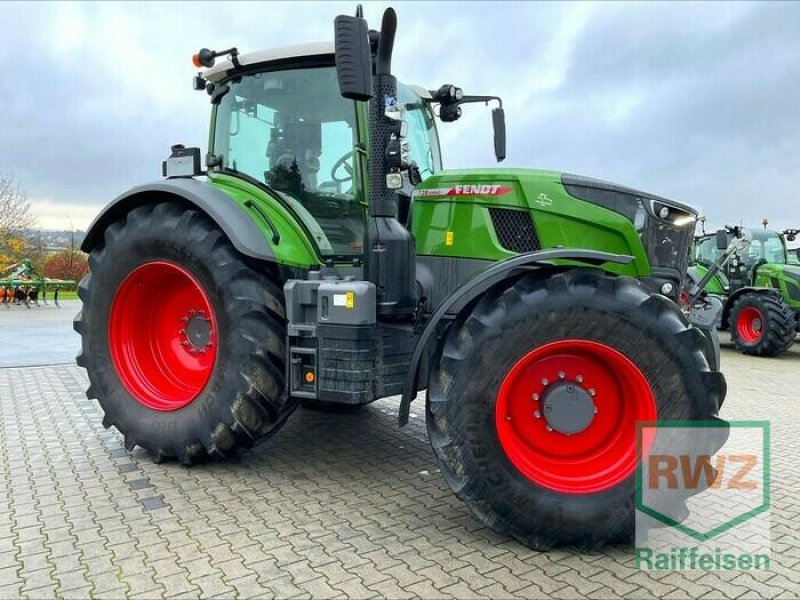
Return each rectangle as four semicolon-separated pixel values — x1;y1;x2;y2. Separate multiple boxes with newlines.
722;286;783;329
398;248;634;426
81;178;275;261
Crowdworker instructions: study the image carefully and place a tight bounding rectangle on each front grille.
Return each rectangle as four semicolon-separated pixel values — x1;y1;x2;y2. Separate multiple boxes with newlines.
489;208;540;253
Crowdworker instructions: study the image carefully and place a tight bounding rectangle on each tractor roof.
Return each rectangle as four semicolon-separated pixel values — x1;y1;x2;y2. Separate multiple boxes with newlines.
204;42;334;83
750;228;781;240
202;42;432;100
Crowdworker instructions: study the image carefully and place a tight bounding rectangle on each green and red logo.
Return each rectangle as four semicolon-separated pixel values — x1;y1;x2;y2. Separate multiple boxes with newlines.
635;421;770;571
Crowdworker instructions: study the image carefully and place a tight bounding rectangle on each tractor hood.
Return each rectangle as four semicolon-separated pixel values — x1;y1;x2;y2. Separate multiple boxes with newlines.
411;168;698;280
413;169;697;220
755;263;800;307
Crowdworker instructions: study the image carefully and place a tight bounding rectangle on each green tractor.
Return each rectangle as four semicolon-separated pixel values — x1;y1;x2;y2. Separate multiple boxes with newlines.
75;7;727;549
688;226;799;356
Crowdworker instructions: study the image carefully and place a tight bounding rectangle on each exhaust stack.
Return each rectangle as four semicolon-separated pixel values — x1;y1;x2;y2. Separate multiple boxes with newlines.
335;7;416;317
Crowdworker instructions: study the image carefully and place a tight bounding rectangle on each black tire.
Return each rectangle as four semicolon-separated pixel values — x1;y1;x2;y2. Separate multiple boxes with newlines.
729;293;796;357
427;269;727;550
74;202;296;464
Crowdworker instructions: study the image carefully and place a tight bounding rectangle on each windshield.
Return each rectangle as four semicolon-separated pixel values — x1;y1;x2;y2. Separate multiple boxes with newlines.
399;84;442;177
746;231;786;265
212;67;363;257
694;237;722;267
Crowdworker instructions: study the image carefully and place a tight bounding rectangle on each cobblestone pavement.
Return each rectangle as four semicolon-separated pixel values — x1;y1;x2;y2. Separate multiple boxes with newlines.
0;339;798;598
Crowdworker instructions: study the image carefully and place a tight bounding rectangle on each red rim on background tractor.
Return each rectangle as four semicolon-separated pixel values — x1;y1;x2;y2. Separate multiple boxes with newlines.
109;261;217;411
495;339;657;495
736;306;764;344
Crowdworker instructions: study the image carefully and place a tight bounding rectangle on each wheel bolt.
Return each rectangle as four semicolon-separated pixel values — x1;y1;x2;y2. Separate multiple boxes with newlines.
588;388;596;397
576;375;584;384
189;309;196;316
179;329;186;334
541;378;549;386
594;406;598;414
181;316;188;323
557;371;566;379
531;393;539;401
546;425;553;432
534;410;541;419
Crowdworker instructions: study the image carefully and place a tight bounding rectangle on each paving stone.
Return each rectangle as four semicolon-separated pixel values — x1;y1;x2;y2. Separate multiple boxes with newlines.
0;350;797;600
141;497;168;511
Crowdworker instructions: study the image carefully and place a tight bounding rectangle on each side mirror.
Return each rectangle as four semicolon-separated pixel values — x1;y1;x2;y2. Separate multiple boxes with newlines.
492;107;506;162
715;229;729;250
334;14;373;101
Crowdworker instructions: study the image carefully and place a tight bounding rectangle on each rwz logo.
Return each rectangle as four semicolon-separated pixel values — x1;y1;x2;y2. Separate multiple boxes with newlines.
648;453;758;491
636;421;769;542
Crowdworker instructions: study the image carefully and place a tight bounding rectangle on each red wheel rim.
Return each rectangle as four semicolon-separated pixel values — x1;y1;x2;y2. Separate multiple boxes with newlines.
495;339;657;494
736;306;764;343
109;261;217;411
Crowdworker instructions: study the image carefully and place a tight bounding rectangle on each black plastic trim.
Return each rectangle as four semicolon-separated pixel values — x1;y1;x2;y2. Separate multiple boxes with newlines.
215;54;335;87
561;173;697;216
81;179;275;261
398;248;634;426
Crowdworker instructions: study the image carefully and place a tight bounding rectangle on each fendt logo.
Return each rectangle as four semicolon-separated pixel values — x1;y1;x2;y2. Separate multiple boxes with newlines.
635;421;770;571
413;185;512;198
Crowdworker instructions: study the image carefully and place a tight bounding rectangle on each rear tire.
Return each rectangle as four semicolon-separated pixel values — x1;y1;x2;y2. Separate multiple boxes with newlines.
729;293;796;357
427;269;727;550
75;202;296;464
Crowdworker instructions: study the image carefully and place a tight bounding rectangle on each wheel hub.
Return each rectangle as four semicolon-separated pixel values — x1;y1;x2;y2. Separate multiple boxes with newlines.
541;381;596;435
182;312;213;353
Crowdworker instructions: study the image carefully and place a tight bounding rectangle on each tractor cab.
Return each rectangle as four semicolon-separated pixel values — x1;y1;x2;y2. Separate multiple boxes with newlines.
695;228;789;291
201;43;448;257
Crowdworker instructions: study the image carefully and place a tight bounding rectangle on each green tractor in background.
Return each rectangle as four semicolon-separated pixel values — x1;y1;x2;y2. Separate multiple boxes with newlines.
688;226;799;356
75;7;727;549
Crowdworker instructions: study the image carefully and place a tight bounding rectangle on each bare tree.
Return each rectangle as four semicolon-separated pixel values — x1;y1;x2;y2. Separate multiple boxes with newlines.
0;173;35;248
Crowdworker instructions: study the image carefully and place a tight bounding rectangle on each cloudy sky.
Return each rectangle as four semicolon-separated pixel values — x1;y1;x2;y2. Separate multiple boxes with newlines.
1;1;798;231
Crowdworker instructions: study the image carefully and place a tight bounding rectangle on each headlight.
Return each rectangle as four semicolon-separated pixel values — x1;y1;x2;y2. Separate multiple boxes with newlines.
650;200;696;228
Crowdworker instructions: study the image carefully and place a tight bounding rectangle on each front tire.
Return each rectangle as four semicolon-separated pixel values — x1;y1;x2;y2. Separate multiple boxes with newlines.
75;202;296;464
427;269;727;550
729;292;796;357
